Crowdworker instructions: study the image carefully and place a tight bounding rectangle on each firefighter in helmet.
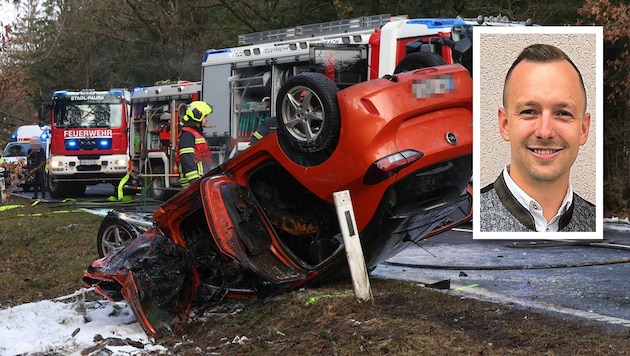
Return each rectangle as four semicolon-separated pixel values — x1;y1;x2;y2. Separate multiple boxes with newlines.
176;101;213;188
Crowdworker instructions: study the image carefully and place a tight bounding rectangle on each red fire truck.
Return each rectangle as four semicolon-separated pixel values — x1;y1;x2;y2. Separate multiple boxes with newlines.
199;14;531;162
128;81;202;201
39;89;132;198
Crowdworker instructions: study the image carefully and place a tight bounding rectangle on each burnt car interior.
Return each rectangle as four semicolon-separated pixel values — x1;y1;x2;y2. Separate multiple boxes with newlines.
247;163;342;267
174;162;343;291
209;161;343;269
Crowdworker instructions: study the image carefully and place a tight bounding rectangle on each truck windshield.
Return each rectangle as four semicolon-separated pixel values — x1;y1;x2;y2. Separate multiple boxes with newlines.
54;97;123;128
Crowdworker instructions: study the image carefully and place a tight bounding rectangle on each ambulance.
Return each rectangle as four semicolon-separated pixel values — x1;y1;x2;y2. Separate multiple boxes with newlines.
1;124;51;191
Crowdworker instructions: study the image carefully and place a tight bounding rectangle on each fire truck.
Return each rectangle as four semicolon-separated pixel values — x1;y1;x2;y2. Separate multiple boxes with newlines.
127;81;202;201
199;14;532;160
73;14;528;202
39;89;132;198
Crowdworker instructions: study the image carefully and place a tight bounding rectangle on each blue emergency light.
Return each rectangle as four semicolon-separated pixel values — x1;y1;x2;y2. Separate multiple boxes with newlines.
40;129;50;142
130;87;148;97
64;137;111;150
406;18;466;28
98;138;112;149
65;139;79;150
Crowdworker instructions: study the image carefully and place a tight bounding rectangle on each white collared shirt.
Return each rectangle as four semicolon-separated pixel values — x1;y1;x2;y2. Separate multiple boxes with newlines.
502;166;573;232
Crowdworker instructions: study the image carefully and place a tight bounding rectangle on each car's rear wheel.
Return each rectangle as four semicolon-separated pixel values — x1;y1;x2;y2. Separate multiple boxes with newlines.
276;72;340;154
393;52;447;74
97;214;144;258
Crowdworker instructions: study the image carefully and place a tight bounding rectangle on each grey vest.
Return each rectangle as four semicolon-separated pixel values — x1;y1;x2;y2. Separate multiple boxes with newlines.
479;174;596;232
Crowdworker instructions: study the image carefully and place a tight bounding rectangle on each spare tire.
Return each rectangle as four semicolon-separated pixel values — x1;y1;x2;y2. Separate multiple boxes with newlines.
394;52;447;74
275;72;340;154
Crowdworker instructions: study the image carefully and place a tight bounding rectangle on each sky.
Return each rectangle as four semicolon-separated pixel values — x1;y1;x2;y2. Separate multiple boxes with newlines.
0;3;18;26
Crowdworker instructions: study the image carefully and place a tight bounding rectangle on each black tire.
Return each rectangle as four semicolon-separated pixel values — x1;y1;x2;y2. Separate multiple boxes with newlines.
275;72;340;154
149;165;174;201
97;213;145;258
47;174;68;198
393;52;447;74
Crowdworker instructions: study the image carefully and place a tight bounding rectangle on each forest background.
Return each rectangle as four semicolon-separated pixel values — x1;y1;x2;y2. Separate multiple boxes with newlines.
0;0;627;212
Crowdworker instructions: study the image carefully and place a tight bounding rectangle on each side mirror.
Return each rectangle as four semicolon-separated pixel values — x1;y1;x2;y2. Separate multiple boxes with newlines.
38;102;52;126
453;38;472;56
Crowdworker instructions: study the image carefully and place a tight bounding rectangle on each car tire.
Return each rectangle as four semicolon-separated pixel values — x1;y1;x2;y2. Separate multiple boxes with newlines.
97;213;144;258
393;52;447;74
276;72;340;154
47;174;68;198
149;165;174;201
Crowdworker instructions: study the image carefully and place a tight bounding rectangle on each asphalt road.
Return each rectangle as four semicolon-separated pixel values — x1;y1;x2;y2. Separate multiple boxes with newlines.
11;183;161;213
372;222;630;330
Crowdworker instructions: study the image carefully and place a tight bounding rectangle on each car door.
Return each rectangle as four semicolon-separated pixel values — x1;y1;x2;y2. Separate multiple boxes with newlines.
200;175;308;284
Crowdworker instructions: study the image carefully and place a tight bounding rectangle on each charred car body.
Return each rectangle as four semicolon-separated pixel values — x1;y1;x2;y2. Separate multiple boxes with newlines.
83;64;473;339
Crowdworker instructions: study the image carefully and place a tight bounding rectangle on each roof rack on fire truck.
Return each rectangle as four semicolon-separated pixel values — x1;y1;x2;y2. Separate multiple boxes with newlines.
238;14;408;45
130;81;201;103
460;14;535;26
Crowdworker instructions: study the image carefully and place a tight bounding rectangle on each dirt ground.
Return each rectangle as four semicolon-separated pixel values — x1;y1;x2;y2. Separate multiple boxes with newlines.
158;278;630;355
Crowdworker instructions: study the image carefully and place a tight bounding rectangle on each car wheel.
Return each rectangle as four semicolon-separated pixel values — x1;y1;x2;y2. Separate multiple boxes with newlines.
149;165;174;201
393;52;447;74
97;214;144;258
276;72;340;154
47;174;68;198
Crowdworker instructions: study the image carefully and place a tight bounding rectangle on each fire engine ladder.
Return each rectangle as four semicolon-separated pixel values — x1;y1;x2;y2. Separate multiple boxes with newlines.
238;14;408;45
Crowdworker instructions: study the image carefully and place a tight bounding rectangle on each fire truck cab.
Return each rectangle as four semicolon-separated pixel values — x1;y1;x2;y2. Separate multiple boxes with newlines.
39;89;132;198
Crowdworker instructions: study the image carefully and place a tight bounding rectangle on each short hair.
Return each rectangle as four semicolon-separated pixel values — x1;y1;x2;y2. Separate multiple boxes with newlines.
502;43;587;109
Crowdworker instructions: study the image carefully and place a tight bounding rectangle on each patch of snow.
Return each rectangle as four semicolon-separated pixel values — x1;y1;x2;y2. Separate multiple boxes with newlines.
0;289;165;355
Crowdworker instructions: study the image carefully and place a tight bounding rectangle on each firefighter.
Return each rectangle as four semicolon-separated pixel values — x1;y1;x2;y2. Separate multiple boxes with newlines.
27;136;47;199
250;116;278;145
176;101;213;188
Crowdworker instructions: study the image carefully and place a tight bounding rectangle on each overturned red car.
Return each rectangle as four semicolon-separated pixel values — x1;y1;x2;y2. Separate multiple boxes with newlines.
83;63;473;339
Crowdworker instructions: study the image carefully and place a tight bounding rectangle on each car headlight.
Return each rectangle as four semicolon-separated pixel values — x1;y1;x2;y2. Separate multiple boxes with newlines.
114;158;128;167
49;159;63;168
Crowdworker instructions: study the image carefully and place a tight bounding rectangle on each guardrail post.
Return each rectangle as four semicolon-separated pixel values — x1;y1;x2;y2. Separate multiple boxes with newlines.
1;175;6;202
333;190;373;302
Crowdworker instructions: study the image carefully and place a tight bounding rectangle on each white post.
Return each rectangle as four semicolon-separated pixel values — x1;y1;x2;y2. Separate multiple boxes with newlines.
0;173;6;202
333;190;373;302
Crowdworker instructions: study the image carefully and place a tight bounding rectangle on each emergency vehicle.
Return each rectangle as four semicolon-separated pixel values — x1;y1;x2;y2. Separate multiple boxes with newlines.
128;81;202;201
200;14;532;162
39;89;132;198
1;124;51;192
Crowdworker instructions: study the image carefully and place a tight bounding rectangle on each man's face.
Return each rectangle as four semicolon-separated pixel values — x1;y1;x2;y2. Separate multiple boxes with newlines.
201;115;208;128
498;59;590;188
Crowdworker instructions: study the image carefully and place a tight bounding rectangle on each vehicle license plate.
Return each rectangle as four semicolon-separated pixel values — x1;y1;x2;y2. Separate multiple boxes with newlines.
80;159;99;165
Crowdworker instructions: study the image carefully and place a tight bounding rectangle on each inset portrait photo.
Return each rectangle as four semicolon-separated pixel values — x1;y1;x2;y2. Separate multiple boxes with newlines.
473;26;603;239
